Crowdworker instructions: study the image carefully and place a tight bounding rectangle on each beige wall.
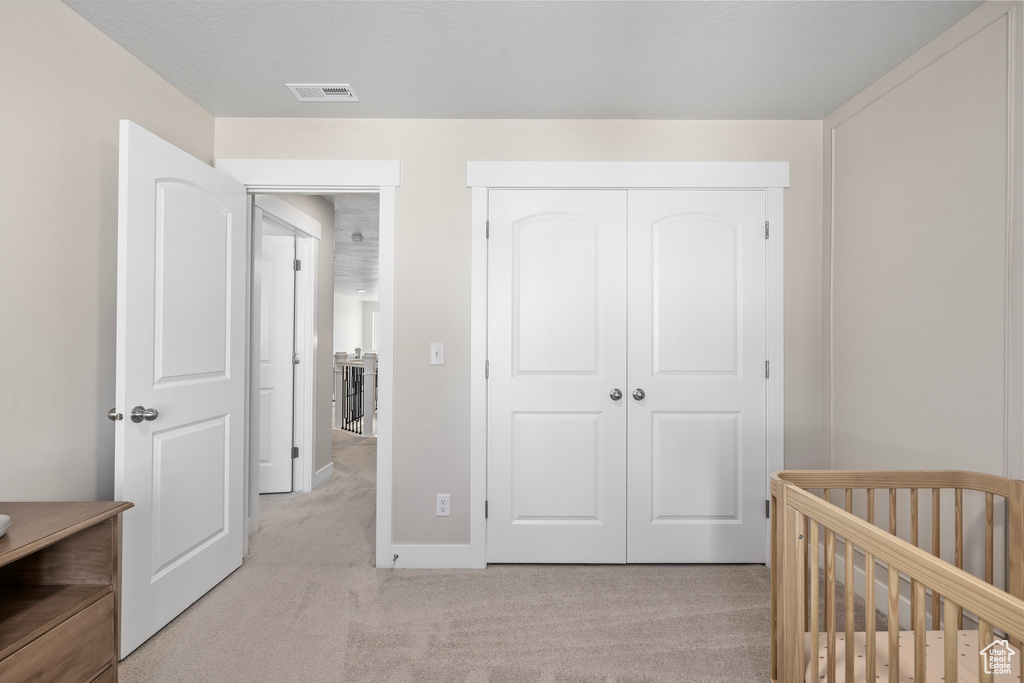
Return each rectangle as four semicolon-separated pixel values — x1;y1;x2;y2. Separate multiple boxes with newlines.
0;2;214;500
215;118;823;545
823;2;1023;481
276;194;337;475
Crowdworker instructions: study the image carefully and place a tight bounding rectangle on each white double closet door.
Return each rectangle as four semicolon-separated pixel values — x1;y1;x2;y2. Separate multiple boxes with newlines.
487;189;768;564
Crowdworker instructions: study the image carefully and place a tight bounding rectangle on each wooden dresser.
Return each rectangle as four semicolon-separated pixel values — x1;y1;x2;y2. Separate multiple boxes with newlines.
0;501;133;682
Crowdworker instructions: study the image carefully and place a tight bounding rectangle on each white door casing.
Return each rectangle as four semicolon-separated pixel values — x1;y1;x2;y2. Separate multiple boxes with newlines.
258;232;295;494
486;190;628;563
626;190;767;562
115;121;246;655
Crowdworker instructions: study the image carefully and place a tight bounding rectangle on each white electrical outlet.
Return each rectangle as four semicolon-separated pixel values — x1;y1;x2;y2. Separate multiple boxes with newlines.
436;493;451;517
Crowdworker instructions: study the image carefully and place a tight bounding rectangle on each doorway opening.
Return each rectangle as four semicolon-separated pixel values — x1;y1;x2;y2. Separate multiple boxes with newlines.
215;157;399;567
331;193;380;439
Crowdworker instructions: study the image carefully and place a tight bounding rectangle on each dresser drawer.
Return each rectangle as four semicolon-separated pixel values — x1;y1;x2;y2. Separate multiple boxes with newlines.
0;593;114;682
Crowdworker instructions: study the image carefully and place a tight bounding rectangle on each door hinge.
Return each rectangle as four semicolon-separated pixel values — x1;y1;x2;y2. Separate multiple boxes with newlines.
485;500;488;519
294;259;302;271
766;499;771;518
765;361;770;379
485;360;489;378
293;352;300;366
765;220;770;239
486;220;490;239
291;446;299;460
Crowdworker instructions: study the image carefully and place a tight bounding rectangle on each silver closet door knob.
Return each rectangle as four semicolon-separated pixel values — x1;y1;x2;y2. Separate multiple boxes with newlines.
632;388;645;401
107;408;123;422
130;406;159;423
609;388;623;401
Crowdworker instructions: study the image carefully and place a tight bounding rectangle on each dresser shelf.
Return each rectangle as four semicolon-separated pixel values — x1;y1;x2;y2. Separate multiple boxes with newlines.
0;501;132;682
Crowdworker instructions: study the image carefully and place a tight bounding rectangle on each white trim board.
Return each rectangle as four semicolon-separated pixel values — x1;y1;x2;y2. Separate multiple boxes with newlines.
389;544;474;569
312;462;335;490
468;161;788;569
215;159;400;569
467;161;789;190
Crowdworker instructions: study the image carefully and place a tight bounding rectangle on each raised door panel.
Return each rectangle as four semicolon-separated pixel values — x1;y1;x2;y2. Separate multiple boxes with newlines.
154;182;230;384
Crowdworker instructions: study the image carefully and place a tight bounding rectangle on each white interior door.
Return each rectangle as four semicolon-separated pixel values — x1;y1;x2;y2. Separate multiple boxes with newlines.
626;190;768;562
115;121;246;656
486;190;627;563
258;232;295;493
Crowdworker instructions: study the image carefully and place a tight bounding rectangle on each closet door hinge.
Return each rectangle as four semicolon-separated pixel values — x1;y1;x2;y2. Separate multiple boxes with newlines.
291;446;299;460
765;221;769;239
765;499;771;518
765;361;770;379
485;360;489;378
486;220;490;239
485;500;489;519
294;259;302;271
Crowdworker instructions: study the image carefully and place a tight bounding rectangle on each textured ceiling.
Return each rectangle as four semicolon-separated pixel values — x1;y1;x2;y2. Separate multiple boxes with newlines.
63;1;981;119
333;193;380;301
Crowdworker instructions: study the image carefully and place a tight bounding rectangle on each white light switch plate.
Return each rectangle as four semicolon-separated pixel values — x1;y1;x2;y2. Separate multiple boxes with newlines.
429;342;444;365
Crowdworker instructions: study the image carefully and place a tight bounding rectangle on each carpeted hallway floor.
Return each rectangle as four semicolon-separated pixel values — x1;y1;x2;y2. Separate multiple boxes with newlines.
121;430;775;682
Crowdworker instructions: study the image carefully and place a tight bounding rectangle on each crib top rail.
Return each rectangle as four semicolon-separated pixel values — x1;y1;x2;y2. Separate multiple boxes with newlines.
775;469;1020;498
772;475;1024;642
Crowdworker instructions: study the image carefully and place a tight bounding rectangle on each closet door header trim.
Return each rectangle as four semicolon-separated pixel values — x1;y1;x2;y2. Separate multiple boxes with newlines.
467;162;790;189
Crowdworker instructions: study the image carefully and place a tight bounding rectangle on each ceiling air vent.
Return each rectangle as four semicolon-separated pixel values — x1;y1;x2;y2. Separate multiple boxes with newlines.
287;84;358;102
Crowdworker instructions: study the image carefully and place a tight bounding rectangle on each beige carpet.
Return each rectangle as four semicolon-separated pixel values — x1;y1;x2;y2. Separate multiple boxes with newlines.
121;430;774;682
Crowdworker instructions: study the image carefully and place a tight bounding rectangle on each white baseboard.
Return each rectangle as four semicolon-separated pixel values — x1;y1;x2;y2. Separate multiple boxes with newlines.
311;462;334;490
386;544;475;569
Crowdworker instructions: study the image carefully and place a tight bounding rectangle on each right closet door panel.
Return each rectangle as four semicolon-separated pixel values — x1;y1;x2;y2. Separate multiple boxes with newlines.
626;190;768;563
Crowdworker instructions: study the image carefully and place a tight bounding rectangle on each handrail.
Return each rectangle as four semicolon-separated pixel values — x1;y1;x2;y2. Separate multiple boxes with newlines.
775;479;1024;642
775;469;1016;498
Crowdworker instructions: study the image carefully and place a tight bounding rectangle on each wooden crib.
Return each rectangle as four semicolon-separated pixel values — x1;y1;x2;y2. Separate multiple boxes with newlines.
771;471;1024;682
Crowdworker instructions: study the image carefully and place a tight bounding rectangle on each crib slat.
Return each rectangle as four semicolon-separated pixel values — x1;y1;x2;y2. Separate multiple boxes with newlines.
809;520;820;683
888;563;900;683
865;548;876;682
944;598;958;683
783;505;806;683
985;492;994;585
865;489;876;682
845;542;854;682
911;488;919;547
911;489;919;619
932;488;942;627
913;580;926;683
826;528;836;683
979;618;994;683
805;515;811;632
889;488;897;536
955;487;964;629
844;490;854;683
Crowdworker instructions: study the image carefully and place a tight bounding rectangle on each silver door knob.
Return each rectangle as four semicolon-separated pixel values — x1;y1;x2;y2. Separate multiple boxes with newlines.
632;388;646;401
609;388;623;401
107;408;123;422
129;406;159;423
